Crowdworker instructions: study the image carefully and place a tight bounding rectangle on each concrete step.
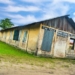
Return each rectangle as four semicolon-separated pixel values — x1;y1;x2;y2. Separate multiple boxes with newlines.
66;54;75;59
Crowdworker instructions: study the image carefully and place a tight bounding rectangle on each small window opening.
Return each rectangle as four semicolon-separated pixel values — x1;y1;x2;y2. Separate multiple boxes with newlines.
13;30;19;41
22;31;28;43
69;38;75;50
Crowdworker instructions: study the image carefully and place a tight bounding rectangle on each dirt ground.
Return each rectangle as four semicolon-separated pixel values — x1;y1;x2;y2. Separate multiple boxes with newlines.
0;61;75;75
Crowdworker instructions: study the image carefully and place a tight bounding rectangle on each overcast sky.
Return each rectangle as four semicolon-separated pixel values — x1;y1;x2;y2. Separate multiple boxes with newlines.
0;0;75;26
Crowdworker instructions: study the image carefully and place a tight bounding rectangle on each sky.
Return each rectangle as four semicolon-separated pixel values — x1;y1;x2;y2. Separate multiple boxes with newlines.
0;0;75;26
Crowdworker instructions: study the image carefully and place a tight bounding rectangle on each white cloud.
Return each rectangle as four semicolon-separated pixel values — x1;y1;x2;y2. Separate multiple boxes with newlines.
22;0;40;3
73;15;75;22
62;0;75;3
0;0;74;25
39;1;69;20
2;0;70;25
12;15;37;25
3;5;40;12
0;0;14;4
53;0;75;3
21;0;70;21
6;14;38;25
73;12;75;16
73;17;75;22
73;12;75;22
22;0;50;3
22;0;75;4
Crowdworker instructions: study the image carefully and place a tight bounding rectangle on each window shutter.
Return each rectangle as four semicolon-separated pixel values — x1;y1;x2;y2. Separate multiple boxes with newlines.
18;30;21;41
22;31;28;42
13;30;19;41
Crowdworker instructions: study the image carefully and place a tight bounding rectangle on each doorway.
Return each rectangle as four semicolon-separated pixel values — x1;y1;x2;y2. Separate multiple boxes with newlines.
41;28;55;52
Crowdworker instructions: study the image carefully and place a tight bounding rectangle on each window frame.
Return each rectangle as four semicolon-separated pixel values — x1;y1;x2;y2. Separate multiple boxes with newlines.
22;31;28;43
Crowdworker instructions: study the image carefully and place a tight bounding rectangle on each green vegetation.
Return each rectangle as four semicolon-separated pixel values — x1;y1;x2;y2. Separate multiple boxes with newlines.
0;41;75;68
0;18;14;29
0;41;54;63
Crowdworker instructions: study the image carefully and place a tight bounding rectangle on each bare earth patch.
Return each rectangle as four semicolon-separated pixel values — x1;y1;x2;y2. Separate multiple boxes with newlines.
0;60;75;75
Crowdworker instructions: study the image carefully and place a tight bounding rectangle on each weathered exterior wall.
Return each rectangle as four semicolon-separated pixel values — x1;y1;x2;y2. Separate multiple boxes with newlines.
27;24;40;53
0;24;40;54
37;25;56;56
8;30;14;44
0;30;14;44
0;32;3;39
37;24;75;58
17;24;40;52
0;32;1;37
6;31;10;43
18;28;28;50
2;32;6;41
54;36;68;57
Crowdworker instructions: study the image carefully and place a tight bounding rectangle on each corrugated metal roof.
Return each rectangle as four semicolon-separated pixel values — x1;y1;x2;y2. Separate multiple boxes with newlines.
0;15;73;31
65;16;75;30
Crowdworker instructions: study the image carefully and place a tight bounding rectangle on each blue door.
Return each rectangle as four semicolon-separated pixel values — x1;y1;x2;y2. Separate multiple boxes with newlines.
41;28;54;52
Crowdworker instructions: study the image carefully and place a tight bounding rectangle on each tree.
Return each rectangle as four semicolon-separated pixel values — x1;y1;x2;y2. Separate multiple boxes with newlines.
0;18;14;29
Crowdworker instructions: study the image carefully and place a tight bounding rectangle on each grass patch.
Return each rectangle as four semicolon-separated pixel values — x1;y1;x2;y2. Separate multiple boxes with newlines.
0;41;55;63
0;41;75;67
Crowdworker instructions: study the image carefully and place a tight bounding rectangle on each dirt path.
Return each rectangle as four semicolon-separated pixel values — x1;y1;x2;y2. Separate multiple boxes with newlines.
0;61;75;75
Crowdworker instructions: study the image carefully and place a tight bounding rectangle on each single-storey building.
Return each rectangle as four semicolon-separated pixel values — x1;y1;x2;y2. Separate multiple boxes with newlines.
0;15;75;58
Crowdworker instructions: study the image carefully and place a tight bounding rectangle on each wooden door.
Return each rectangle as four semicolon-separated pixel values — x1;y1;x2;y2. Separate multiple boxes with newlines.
41;28;54;52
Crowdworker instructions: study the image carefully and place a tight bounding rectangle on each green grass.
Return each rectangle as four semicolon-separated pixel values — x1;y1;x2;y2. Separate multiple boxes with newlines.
0;41;54;63
0;41;75;67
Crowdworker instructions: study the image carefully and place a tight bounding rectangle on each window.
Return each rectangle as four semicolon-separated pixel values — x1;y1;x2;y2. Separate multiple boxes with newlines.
18;30;21;41
22;31;28;43
13;30;19;41
69;38;75;50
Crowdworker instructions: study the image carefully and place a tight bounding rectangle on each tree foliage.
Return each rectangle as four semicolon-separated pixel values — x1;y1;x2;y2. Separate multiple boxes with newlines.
0;18;14;29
